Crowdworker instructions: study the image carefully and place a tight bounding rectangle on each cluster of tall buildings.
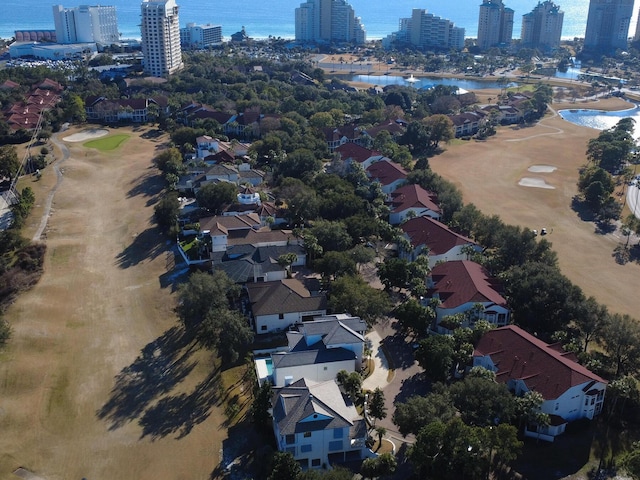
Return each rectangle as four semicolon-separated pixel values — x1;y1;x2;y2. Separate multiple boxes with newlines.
53;4;119;44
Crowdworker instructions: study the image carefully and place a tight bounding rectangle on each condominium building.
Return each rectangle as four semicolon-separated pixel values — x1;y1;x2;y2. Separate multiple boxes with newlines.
141;0;184;77
521;1;564;51
584;0;634;52
477;0;514;50
180;23;222;49
384;9;464;51
295;0;365;45
52;5;119;44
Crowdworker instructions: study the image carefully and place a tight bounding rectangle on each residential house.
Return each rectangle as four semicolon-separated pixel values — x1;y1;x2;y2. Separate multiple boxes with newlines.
271;378;368;469
359;120;406;144
180;102;234;127
388;184;441;224
199;213;300;253
3;78;62;131
246;279;327;333
212;243;306;283
365;159;408;194
399;215;481;266
448;111;486;137
334;143;385;171
427;260;510;332
323;123;362;152
474;325;607;441
85;96;169;123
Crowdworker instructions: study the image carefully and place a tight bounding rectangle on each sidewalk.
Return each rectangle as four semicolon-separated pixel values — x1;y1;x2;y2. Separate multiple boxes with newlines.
362;329;391;391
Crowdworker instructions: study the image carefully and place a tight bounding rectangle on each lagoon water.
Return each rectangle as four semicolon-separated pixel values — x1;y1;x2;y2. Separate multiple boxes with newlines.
558;105;640;135
2;0;638;42
348;74;517;91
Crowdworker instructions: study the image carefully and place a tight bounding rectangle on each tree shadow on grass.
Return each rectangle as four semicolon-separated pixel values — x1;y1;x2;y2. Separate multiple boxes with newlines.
210;423;272;480
571;196;596;223
126;167;164;204
116;226;166;268
97;326;197;430
138;367;221;440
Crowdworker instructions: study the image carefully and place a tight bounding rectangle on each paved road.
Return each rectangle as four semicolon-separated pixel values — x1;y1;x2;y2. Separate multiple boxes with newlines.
0;192;12;230
628;182;640;221
32;131;70;241
363;317;428;447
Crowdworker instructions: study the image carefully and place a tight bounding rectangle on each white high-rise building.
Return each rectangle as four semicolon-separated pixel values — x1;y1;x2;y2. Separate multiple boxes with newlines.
585;0;634;53
141;0;184;78
477;0;514;50
521;1;564;51
384;9;464;51
53;5;119;44
295;0;365;45
180;23;222;49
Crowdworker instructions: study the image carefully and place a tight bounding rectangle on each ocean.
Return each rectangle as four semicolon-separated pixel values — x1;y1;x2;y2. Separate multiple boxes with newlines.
1;0;639;43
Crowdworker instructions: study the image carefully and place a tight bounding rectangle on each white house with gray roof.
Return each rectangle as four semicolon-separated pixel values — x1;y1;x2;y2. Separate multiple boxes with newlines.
256;315;366;387
271;378;368;469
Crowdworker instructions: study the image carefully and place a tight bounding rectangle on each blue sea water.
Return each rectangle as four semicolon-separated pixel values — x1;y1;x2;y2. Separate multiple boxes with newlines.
1;0;639;42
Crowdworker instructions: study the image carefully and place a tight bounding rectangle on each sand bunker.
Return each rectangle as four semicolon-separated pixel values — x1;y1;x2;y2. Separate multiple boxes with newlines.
518;177;555;189
528;165;557;173
63;128;109;142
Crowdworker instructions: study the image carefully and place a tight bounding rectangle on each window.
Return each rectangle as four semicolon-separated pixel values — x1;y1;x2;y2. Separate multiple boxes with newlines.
261;325;267;331
311;459;321;467
304;431;312;438
279;313;284;320
323;366;328;371
329;440;343;451
286;447;296;455
285;434;295;444
333;428;344;439
301;444;312;453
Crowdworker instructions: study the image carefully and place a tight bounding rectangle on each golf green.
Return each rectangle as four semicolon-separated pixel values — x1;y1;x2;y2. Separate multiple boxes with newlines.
83;134;130;151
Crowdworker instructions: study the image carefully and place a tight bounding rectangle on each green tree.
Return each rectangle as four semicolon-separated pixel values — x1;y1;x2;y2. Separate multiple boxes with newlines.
394;298;434;337
573;296;609;352
336;369;362;403
196;182;238;214
368;387;387;426
423;114;455;150
415;334;455;382
0;316;10;346
153;147;183;175
252;381;272;431
315;250;356;281
449;376;516;426
277;252;298;276
601;313;640;377
328;275;391;327
392;390;456;437
153;192;180;236
268;451;301;480
309;219;353;252
377;257;410;291
0;145;20;181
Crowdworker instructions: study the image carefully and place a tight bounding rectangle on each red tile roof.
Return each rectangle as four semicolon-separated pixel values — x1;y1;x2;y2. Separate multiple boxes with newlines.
474;325;607;400
400;216;475;254
430;260;506;309
389;184;440;215
335;143;381;164
365;159;407;186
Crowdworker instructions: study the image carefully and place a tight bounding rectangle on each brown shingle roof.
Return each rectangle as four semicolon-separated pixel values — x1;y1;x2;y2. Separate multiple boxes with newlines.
335;143;380;164
365;159;407;186
400;216;475;254
247;279;327;316
474;325;607;400
389;184;440;215
430;260;506;309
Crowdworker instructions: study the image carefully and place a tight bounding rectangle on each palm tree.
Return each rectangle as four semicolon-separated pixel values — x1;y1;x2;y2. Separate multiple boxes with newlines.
375;426;387;451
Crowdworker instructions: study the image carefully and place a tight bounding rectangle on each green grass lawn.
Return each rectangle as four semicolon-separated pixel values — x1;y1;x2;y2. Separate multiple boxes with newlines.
83;134;130;151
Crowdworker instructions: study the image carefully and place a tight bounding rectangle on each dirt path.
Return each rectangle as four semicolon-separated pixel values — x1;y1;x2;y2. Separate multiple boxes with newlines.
0;126;226;480
430;97;640;317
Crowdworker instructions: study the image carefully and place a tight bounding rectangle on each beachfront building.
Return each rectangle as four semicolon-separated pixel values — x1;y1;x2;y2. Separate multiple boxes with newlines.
141;0;184;77
477;0;514;50
180;23;222;49
53;5;119;44
382;9;465;51
295;0;366;45
521;1;564;51
584;0;634;53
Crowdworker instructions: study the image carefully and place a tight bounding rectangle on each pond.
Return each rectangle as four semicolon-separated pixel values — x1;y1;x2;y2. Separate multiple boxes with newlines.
558;104;640;136
345;74;518;91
